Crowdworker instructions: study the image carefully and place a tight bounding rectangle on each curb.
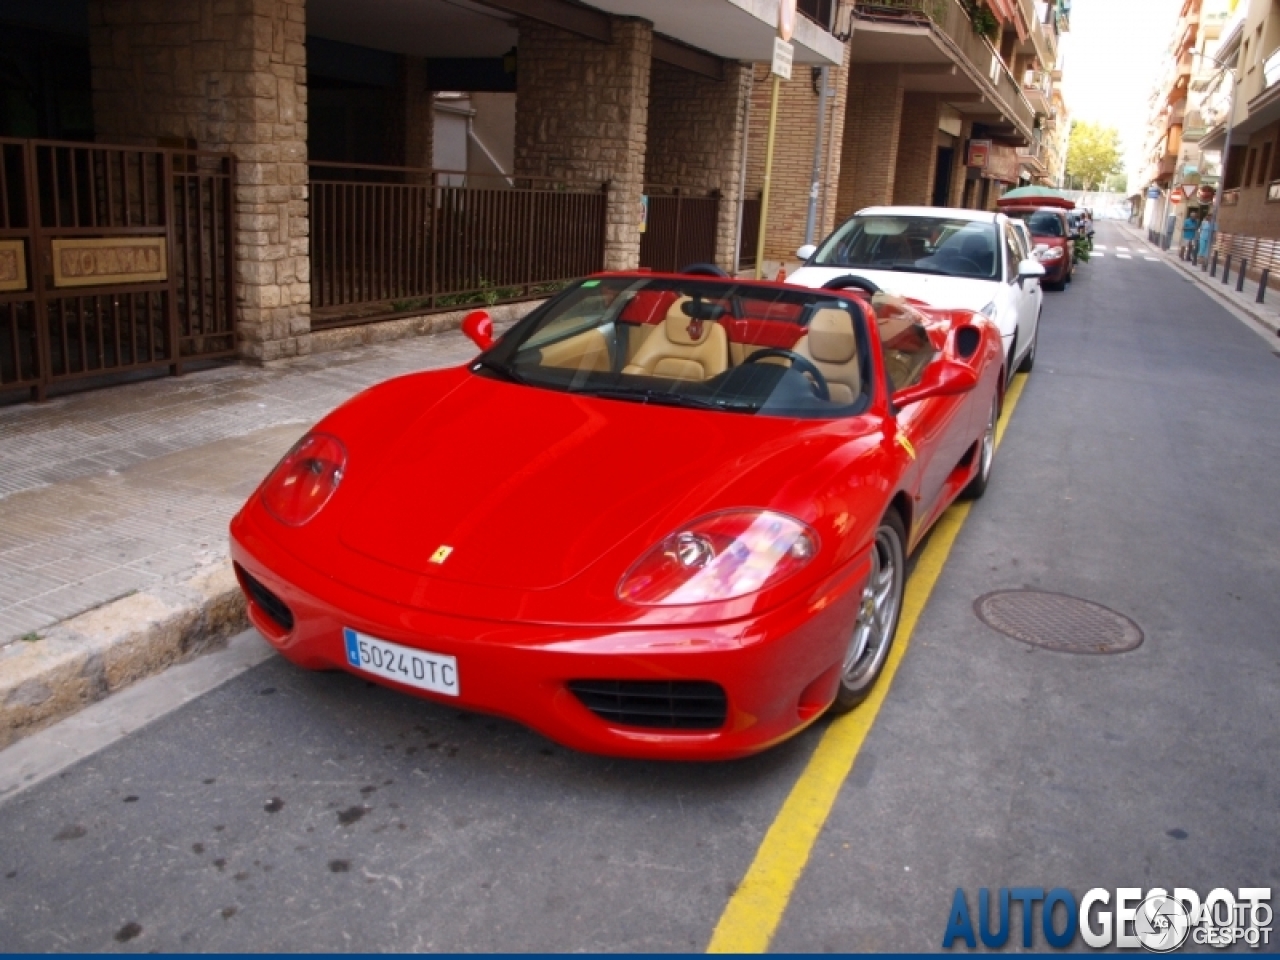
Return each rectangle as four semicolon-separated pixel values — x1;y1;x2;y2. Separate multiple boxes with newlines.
0;561;247;749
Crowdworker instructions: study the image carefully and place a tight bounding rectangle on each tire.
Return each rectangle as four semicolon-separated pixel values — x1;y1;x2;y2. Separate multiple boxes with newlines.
829;510;907;713
961;394;999;501
1017;318;1038;373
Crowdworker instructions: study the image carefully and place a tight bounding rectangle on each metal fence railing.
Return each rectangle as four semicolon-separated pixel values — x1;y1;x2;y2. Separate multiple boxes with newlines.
308;162;607;328
638;186;720;275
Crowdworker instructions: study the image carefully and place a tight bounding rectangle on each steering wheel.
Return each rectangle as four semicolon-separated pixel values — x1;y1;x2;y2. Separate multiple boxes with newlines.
744;348;831;401
680;263;730;277
821;274;881;295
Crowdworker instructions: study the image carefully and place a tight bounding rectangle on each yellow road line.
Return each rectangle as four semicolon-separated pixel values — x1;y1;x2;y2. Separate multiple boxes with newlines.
706;372;1029;954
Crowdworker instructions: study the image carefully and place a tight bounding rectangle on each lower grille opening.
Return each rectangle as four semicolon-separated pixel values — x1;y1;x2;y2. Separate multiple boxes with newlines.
568;680;727;731
235;564;295;632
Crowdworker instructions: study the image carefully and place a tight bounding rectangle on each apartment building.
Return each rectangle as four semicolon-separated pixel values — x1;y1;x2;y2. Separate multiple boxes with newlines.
0;0;1065;400
745;0;1069;264
1139;0;1232;237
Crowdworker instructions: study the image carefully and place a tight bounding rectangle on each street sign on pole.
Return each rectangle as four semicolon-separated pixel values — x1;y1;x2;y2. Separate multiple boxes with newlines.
1146;187;1161;199
771;37;793;80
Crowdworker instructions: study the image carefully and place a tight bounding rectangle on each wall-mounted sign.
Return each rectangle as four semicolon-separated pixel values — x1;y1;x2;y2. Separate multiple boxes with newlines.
639;195;649;234
0;240;27;293
51;237;167;288
967;139;992;168
1146;187;1162;199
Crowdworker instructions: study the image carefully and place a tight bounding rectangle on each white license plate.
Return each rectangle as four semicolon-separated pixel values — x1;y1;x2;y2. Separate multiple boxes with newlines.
342;628;459;697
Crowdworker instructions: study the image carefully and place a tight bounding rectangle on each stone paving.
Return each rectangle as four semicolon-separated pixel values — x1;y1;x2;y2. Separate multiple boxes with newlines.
0;327;486;647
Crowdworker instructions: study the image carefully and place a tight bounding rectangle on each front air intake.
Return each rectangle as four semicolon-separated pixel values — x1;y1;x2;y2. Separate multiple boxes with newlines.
568;680;727;730
235;564;295;632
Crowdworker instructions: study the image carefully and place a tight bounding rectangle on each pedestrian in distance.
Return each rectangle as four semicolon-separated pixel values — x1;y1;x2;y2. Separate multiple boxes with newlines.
1196;214;1214;266
1182;211;1199;261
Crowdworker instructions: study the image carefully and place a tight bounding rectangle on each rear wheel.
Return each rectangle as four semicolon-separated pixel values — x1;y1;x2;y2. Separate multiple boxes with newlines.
961;395;999;501
830;510;906;713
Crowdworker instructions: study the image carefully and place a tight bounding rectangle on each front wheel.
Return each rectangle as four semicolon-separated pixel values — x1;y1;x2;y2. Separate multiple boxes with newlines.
961;395;999;500
1018;319;1038;373
829;510;907;713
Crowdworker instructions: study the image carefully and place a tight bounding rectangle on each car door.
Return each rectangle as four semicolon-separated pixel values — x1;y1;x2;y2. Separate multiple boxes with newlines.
1002;224;1038;369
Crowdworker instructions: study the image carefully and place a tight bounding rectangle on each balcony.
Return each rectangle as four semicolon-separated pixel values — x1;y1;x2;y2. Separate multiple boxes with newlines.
1016;139;1046;176
847;0;1036;141
1022;68;1052;111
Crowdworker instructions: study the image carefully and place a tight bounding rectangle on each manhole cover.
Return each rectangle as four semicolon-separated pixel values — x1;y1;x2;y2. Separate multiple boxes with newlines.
973;590;1143;655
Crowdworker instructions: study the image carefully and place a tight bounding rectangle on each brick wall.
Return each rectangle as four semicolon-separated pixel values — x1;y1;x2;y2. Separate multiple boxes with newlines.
892;93;940;206
646;61;752;269
515;18;651;271
89;0;310;363
744;49;850;265
1220;121;1280;238
401;56;432;173
835;64;904;221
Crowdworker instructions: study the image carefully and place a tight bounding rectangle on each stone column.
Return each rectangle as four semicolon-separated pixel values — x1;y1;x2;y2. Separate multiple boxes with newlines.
835;64;904;220
401;56;433;173
515;17;651;271
646;60;752;270
90;0;310;363
893;92;941;206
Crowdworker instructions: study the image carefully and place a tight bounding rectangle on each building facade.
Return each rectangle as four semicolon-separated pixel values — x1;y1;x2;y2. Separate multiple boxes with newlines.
0;0;1067;401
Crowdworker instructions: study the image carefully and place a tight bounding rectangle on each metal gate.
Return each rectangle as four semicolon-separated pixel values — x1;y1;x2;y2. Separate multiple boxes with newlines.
639;186;720;274
0;138;236;401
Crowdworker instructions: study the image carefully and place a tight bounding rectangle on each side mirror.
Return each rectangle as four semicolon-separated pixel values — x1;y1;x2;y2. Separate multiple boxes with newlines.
891;359;979;408
1018;258;1046;279
462;310;494;350
796;244;817;261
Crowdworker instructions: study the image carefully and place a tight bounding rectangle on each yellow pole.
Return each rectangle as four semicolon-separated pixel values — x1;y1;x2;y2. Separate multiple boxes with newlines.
754;73;782;280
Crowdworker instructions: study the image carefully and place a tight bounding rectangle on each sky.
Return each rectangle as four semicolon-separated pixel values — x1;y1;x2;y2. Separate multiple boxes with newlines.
1057;0;1184;182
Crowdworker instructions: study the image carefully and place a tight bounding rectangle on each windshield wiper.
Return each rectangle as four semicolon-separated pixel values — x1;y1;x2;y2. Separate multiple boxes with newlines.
883;265;952;276
472;357;528;385
572;387;757;412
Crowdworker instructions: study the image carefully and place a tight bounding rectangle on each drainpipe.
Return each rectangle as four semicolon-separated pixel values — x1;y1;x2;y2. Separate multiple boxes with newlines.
804;66;830;245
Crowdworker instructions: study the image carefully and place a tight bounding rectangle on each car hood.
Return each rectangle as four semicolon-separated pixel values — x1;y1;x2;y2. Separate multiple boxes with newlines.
338;374;827;593
788;265;999;314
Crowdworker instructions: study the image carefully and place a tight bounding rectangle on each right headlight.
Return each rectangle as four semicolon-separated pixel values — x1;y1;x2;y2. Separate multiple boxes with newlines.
1034;246;1064;261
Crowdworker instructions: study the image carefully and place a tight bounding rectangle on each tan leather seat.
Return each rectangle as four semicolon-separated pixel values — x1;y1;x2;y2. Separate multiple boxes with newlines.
792;307;861;404
622;297;730;380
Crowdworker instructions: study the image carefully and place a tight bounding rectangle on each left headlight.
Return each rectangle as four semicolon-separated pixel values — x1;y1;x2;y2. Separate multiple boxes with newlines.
261;433;347;527
617;509;818;606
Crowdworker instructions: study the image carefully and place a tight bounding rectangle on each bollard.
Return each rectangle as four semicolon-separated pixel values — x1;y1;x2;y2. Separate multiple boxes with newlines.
1237;259;1249;292
1258;269;1270;303
1210;251;1219;277
1223;255;1232;285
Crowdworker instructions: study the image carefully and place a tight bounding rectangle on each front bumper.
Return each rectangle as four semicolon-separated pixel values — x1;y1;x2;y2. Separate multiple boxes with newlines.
230;514;869;760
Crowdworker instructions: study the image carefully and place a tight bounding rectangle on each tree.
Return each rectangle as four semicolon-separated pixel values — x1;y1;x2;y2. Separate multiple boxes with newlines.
1066;122;1123;192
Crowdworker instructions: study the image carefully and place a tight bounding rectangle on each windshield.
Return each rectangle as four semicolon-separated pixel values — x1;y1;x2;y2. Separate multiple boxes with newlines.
477;276;873;419
810;215;1001;280
1006;209;1065;237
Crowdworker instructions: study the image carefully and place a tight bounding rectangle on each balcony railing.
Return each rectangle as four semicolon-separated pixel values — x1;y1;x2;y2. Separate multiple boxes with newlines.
1264;47;1280;91
851;0;1035;138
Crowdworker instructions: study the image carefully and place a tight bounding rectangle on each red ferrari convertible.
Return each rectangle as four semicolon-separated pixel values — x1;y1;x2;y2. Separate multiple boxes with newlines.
229;272;1005;759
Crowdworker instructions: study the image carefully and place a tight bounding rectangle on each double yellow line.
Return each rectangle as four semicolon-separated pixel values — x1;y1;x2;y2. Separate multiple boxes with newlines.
707;372;1029;953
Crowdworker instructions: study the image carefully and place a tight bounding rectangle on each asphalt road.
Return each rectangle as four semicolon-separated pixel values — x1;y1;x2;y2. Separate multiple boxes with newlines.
1;221;1277;952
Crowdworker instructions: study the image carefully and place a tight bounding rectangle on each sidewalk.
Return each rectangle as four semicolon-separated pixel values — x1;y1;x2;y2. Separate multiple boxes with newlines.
0;306;528;748
1116;221;1280;338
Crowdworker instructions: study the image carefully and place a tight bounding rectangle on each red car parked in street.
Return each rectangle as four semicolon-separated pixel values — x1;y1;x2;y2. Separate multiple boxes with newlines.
1000;205;1074;289
230;272;1006;759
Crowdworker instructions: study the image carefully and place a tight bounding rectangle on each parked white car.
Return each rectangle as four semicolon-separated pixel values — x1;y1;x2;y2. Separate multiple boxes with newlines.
789;206;1045;383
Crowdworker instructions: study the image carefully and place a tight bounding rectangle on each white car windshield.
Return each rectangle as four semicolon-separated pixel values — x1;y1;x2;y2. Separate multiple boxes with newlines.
810;215;1001;281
